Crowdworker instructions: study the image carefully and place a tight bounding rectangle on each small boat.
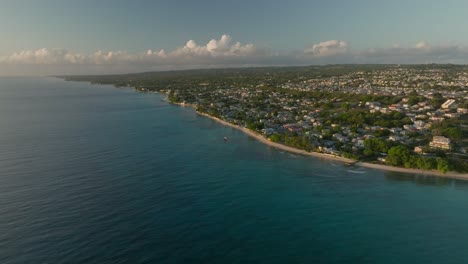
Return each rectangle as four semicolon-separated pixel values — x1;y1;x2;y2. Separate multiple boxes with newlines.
224;136;228;142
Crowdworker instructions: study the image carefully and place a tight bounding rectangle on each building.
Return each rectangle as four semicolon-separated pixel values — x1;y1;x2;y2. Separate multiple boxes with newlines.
429;136;451;150
414;146;424;153
441;99;457;109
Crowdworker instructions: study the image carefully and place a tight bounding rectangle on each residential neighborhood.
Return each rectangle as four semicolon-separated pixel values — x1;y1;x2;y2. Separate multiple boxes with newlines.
63;64;468;173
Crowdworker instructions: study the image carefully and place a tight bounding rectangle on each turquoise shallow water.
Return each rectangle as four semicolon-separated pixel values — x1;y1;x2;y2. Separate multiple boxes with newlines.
1;77;468;264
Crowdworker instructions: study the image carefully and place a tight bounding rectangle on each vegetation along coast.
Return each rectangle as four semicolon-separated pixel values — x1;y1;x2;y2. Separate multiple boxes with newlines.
177;101;468;180
60;64;468;179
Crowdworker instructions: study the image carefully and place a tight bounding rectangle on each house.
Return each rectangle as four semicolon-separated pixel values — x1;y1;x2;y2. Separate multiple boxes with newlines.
352;138;365;148
441;99;457;109
389;135;402;142
430;116;445;122
389;127;402;133
444;113;459;118
333;133;348;143
429;136;451;150
414;146;424;153
262;128;276;135
413;120;425;129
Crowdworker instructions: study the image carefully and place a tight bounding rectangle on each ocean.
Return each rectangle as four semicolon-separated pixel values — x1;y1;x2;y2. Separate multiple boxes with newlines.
1;77;468;264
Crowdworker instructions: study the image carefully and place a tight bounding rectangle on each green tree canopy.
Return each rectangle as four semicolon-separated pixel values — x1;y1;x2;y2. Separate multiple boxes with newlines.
386;145;411;166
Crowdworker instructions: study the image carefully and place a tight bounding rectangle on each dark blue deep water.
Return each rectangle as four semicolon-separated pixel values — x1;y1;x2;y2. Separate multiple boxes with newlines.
1;77;468;264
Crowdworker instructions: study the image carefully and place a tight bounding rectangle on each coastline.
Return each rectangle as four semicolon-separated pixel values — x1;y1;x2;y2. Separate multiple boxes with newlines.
64;80;468;180
182;105;468;180
197;112;355;163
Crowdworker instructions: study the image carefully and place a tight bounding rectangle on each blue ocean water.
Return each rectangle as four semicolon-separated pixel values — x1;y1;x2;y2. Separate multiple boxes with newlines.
1;77;468;264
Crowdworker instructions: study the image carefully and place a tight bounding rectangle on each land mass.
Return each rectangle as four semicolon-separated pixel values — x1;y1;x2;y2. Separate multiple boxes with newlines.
58;64;468;177
176;101;467;180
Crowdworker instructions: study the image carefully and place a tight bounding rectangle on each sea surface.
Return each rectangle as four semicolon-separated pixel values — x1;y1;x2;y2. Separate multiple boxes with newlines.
1;77;468;264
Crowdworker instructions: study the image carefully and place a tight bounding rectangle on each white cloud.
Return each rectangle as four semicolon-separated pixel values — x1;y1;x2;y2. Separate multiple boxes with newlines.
3;48;85;64
415;41;429;49
4;36;468;75
304;40;348;57
170;34;256;57
354;41;468;64
0;34;258;68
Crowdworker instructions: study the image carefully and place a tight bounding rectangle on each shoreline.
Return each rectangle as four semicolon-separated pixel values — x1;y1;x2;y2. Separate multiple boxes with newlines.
185;105;468;180
197;112;355;164
61;79;468;180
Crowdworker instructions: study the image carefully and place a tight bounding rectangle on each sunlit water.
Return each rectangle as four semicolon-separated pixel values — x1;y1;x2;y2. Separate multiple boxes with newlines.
1;77;468;263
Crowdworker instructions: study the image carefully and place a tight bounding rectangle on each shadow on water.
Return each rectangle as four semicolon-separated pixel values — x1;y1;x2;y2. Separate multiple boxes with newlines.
384;171;468;187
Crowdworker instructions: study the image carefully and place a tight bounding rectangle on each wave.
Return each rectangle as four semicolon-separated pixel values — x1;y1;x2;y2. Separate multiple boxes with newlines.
347;170;367;174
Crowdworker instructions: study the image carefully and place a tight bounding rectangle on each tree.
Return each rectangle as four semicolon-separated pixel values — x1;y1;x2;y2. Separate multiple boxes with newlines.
437;158;449;173
323;102;334;110
373;129;390;137
341;102;350;111
431;92;445;108
407;96;421;105
269;133;283;143
247;120;263;131
196;106;206;113
416;157;437;170
444;127;463;140
364;138;390;157
408;90;418;97
386;146;411;166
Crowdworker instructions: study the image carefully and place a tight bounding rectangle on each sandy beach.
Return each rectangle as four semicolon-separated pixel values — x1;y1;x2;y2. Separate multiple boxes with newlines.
197;112;354;163
193;111;468;180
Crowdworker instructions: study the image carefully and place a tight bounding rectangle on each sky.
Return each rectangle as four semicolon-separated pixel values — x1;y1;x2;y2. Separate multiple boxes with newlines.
1;0;468;75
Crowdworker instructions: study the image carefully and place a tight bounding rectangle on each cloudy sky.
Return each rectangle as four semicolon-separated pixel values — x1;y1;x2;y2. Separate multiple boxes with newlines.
2;0;468;75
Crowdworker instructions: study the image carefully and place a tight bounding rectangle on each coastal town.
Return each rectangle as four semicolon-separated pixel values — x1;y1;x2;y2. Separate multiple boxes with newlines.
62;64;468;173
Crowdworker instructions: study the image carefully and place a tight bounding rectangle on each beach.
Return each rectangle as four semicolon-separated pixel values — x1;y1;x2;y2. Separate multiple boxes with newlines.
197;112;354;163
193;109;468;180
